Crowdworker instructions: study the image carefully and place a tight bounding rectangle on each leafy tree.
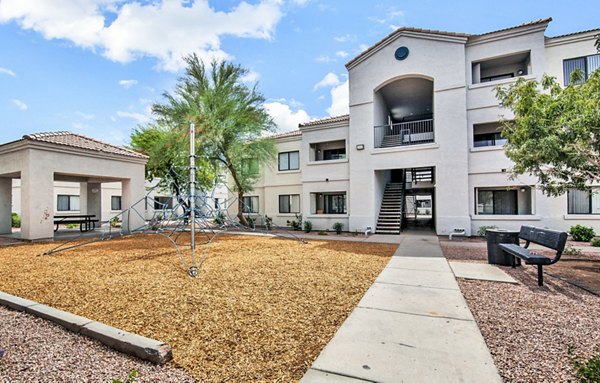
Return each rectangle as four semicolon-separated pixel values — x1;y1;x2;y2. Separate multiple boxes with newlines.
495;68;600;196
131;54;276;226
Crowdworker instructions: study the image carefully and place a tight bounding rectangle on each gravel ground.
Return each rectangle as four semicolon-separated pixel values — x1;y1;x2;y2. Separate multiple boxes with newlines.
459;267;600;383
0;234;394;382
0;306;195;383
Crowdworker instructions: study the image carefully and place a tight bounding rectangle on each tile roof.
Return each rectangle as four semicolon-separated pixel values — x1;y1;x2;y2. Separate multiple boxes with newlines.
22;131;148;159
270;130;302;139
346;18;553;68
299;114;350;128
548;27;600;39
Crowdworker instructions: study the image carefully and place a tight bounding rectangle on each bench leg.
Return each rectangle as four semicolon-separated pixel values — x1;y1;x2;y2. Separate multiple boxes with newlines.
537;265;544;286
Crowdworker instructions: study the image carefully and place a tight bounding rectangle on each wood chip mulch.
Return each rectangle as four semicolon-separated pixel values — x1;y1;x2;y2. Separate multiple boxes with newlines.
0;234;395;382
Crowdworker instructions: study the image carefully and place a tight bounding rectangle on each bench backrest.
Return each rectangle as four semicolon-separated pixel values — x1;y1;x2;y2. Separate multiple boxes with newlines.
518;226;568;252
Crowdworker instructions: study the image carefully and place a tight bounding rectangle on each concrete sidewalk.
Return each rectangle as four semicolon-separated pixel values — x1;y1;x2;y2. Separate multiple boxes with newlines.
301;233;502;383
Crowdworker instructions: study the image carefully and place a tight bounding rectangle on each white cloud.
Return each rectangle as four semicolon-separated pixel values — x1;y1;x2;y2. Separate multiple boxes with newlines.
75;111;95;120
326;79;349;117
315;55;334;63
358;44;369;52
72;122;90;130
11;99;27;110
240;70;260;84
313;72;340;90
0;0;284;71
335;50;348;58
264;100;310;132
119;79;138;89
334;34;355;43
0;67;16;77
117;110;151;124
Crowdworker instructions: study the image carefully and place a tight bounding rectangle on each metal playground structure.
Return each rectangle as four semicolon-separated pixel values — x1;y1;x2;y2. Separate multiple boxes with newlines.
42;123;306;277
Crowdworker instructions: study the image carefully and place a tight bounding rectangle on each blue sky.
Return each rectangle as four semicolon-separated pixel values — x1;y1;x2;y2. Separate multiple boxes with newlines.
0;0;598;146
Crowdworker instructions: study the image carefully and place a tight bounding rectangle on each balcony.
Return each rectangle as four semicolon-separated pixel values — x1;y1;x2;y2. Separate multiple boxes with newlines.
374;119;434;149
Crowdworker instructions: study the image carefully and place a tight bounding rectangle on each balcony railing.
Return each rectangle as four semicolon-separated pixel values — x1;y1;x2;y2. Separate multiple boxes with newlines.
374;119;434;149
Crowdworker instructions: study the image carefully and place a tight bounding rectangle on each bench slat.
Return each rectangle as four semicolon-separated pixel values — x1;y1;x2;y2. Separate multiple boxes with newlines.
519;226;568;251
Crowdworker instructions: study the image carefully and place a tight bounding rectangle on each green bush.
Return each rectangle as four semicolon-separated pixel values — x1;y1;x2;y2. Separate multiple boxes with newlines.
214;211;225;226
65;223;79;229
245;215;256;229
113;369;138;383
591;237;600;247
477;225;498;237
570;224;596;242
318;230;327;236
563;245;583;256
303;220;312;233
286;213;302;231
569;347;600;383
264;215;272;230
332;222;344;234
11;213;20;228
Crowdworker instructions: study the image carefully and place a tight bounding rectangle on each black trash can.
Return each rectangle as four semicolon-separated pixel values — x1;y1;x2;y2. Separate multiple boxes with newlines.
486;229;521;266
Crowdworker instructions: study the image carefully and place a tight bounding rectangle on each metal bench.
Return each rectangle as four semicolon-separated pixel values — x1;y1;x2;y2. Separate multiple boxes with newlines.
54;215;99;232
498;226;567;286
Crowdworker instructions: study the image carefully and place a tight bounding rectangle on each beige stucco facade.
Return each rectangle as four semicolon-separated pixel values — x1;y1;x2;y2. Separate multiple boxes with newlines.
238;19;600;235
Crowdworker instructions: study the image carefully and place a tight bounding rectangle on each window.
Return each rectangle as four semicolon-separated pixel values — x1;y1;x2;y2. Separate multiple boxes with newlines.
310;140;346;162
242;159;259;176
214;198;220;209
473;122;507;148
474;132;507;147
57;195;80;211
111;196;122;211
278;151;300;171
472;52;530;84
242;196;259;214
279;194;300;213
563;54;600;85
153;196;173;210
477;190;517;215
313;192;346;214
323;148;346;160
568;189;600;214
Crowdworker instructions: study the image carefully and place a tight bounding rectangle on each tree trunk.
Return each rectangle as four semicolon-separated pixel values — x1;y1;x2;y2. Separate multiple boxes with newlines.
237;190;248;226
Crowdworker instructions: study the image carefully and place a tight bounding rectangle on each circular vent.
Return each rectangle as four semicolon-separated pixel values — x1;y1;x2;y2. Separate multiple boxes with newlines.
394;46;409;61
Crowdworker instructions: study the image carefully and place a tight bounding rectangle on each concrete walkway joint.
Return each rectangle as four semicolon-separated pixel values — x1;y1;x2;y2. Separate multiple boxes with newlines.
301;233;502;383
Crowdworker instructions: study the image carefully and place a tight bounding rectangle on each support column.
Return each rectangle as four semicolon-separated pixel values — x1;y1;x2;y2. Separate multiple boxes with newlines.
86;182;102;223
0;178;12;234
121;176;145;233
21;168;54;240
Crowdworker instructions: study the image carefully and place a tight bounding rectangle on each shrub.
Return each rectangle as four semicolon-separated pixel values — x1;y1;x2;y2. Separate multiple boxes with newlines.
318;230;327;236
264;215;272;230
11;213;20;228
332;222;344;234
245;215;256;229
65;223;79;229
303;220;312;233
286;213;302;231
110;218;121;228
214;211;225;226
570;225;596;242
477;225;498;237
591;237;600;247
563;245;583;256
113;369;138;383
569;347;600;383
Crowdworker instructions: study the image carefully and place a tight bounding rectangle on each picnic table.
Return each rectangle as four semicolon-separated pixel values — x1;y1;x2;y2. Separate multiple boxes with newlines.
53;215;99;232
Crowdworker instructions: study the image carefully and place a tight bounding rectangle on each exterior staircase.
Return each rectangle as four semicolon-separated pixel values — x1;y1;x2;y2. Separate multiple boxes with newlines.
376;183;403;234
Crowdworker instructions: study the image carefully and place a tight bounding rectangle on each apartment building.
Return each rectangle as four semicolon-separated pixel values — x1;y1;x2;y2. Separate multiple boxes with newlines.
238;18;600;235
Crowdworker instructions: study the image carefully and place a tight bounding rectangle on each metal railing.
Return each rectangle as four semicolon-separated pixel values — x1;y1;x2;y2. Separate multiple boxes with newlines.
374;119;434;149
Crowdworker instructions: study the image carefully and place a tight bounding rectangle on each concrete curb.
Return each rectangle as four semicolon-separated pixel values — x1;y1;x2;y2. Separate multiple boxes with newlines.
0;291;172;365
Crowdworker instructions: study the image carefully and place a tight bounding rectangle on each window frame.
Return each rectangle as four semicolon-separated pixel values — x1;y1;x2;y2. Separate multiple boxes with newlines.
563;53;600;86
278;151;300;171
278;194;300;214
476;189;518;215
567;188;600;215
242;196;259;214
111;195;122;211
56;194;80;212
313;192;347;214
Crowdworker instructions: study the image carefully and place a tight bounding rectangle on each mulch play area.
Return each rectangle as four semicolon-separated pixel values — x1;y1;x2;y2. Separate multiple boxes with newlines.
0;234;395;382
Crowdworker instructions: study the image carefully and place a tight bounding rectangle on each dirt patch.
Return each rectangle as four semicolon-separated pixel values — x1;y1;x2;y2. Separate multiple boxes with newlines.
0;234;395;382
547;260;600;295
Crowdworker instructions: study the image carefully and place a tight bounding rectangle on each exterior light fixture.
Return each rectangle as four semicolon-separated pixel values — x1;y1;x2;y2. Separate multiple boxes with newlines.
520;187;526;192
356;144;365;150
